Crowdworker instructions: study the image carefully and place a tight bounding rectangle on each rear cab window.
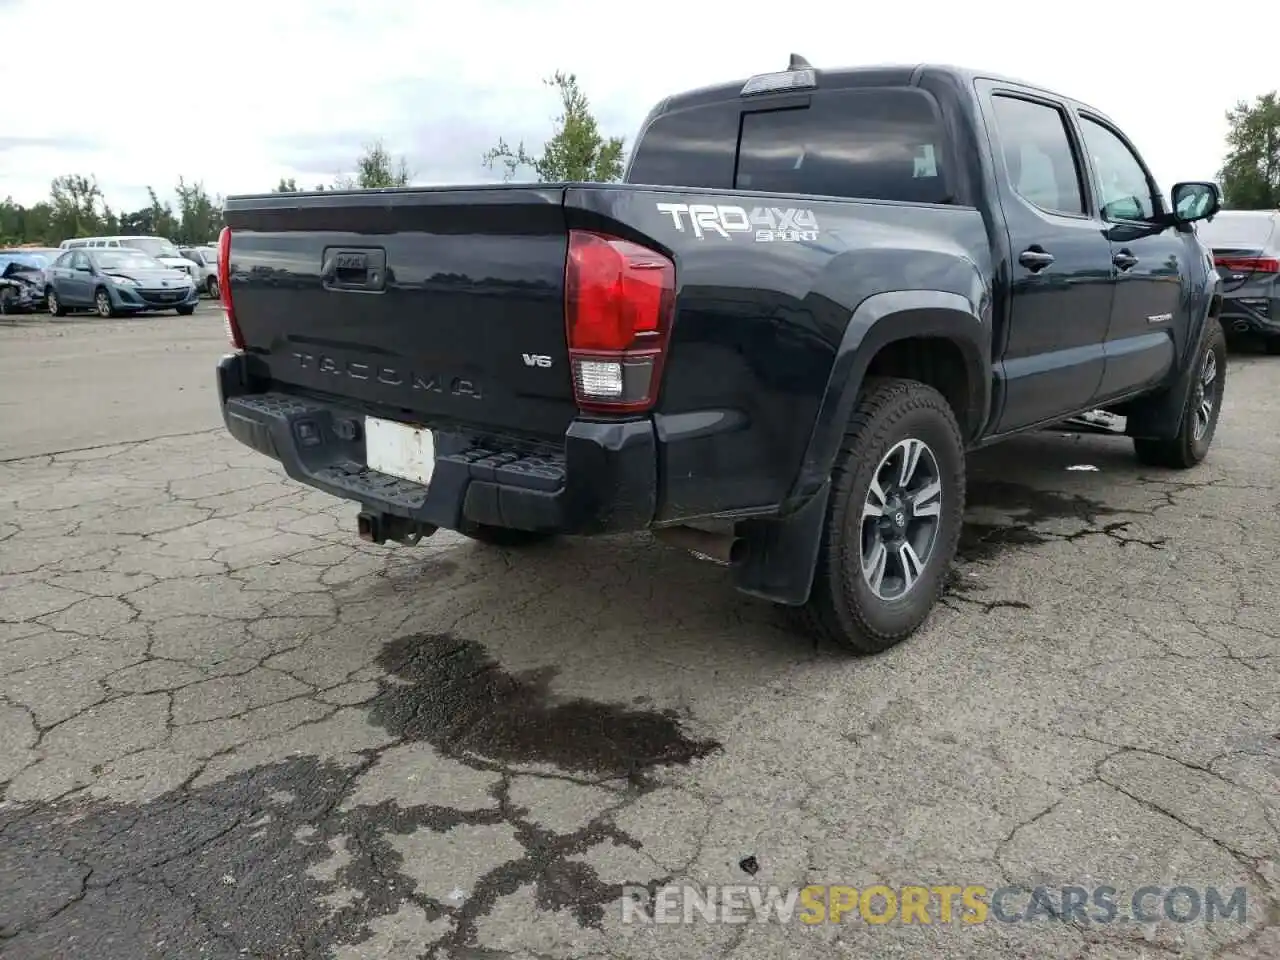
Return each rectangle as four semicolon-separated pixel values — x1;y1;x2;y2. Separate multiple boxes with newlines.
627;87;951;204
1196;212;1276;249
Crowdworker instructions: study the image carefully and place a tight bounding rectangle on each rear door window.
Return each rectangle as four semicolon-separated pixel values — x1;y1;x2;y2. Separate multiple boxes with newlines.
989;95;1085;216
735;89;950;203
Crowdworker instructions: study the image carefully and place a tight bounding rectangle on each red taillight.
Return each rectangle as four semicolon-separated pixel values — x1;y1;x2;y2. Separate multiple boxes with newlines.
564;230;675;413
1214;255;1280;274
217;226;244;350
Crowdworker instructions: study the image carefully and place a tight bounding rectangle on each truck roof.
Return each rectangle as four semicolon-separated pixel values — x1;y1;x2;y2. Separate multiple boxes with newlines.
654;62;1105;120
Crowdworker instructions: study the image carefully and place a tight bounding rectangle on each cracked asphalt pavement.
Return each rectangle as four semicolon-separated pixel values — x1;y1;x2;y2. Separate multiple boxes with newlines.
1;311;1277;959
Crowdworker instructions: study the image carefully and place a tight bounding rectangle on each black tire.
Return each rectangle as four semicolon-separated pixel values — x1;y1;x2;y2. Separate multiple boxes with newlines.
207;277;220;300
1133;320;1226;469
794;377;966;654
1264;336;1280;356
456;520;556;548
47;287;66;317
0;288;14;315
94;287;116;318
176;305;196;316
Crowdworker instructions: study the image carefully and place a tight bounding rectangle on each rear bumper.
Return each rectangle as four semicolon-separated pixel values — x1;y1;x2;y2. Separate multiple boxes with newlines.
216;353;657;535
1219;295;1280;337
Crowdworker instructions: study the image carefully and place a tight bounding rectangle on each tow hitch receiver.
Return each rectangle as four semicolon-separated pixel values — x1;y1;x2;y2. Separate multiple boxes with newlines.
357;511;436;545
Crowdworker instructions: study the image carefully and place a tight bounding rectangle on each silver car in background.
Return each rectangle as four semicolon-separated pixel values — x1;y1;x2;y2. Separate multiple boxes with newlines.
179;245;220;297
1197;209;1280;353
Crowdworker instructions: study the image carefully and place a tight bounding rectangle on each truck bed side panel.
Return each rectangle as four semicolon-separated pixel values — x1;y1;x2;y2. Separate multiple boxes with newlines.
566;186;992;521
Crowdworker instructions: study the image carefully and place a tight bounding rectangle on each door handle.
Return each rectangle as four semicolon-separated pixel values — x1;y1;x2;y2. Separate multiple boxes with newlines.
1113;250;1139;271
1018;247;1055;271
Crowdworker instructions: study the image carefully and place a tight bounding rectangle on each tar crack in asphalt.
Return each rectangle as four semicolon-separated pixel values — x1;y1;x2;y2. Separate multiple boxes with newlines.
0;631;721;959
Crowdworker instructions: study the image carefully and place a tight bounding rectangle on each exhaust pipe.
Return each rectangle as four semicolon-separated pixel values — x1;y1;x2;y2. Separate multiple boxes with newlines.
654;525;748;565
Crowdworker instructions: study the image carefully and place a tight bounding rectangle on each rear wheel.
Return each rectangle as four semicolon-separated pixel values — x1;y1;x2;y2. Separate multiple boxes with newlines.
207;277;220;299
94;287;116;318
795;378;966;654
1264;336;1280;356
47;288;66;317
456;520;556;548
1133;321;1226;468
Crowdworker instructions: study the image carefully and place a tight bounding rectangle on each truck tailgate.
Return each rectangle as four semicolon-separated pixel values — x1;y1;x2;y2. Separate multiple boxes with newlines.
223;186;575;442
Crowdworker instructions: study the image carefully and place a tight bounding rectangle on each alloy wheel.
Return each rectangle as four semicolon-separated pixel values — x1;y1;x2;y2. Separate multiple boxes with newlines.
1193;348;1218;440
859;437;943;601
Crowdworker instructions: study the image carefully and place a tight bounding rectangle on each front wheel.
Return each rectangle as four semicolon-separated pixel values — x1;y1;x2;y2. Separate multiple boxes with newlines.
1264;336;1280;356
794;378;966;655
94;287;116;318
207;277;220;300
176;305;196;316
1133;321;1226;469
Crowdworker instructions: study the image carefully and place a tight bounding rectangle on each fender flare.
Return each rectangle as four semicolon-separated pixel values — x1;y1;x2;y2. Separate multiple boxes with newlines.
786;289;990;508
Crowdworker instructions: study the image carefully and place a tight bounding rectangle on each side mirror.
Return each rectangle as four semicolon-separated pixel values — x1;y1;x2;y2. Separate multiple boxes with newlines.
1170;181;1222;224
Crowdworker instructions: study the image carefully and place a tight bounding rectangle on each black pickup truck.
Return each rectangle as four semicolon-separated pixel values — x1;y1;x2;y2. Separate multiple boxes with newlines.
214;59;1226;654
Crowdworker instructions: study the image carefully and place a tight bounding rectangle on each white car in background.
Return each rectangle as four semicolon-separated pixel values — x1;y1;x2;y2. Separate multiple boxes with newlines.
58;236;202;285
179;246;220;297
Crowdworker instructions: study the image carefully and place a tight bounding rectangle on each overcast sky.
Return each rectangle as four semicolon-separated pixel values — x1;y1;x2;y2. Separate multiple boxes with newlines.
2;0;1270;213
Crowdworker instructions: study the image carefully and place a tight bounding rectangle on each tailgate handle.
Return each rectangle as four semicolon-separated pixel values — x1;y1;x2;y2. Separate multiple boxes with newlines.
321;247;387;293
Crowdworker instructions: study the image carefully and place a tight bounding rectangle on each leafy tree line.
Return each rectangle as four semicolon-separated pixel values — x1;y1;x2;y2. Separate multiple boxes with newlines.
0;138;417;247
1218;92;1280;209
7;75;1272;249
0;175;227;248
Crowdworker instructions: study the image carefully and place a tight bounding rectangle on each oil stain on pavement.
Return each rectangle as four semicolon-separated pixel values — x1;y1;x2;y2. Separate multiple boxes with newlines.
0;632;721;959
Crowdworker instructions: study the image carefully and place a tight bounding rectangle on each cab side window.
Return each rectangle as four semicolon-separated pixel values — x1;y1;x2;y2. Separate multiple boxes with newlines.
1078;116;1157;222
70;252;90;270
53;252;72;268
990;95;1085;216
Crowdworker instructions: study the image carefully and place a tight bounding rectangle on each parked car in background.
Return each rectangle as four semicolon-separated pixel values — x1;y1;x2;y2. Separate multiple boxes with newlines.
1196;209;1280;353
58;235;202;285
179;245;220;297
0;249;59;302
0;250;54;313
45;248;198;317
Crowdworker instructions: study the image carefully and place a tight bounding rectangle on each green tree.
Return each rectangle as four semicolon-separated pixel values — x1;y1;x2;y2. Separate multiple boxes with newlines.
48;174;104;240
145;186;179;239
483;71;625;183
273;177;299;192
334;139;413;189
0;197;54;246
174;177;224;243
1218;92;1280;209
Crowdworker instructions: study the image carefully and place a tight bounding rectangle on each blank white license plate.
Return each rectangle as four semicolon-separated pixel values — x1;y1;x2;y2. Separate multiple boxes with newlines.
364;416;435;485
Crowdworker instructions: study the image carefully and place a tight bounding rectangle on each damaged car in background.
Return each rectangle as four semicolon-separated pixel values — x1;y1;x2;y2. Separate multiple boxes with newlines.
0;251;52;314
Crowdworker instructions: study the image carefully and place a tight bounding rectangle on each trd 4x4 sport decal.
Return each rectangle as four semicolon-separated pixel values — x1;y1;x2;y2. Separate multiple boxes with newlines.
655;202;819;242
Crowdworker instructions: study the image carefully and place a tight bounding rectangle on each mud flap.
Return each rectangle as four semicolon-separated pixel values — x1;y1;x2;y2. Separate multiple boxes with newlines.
1124;317;1215;441
731;480;831;606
